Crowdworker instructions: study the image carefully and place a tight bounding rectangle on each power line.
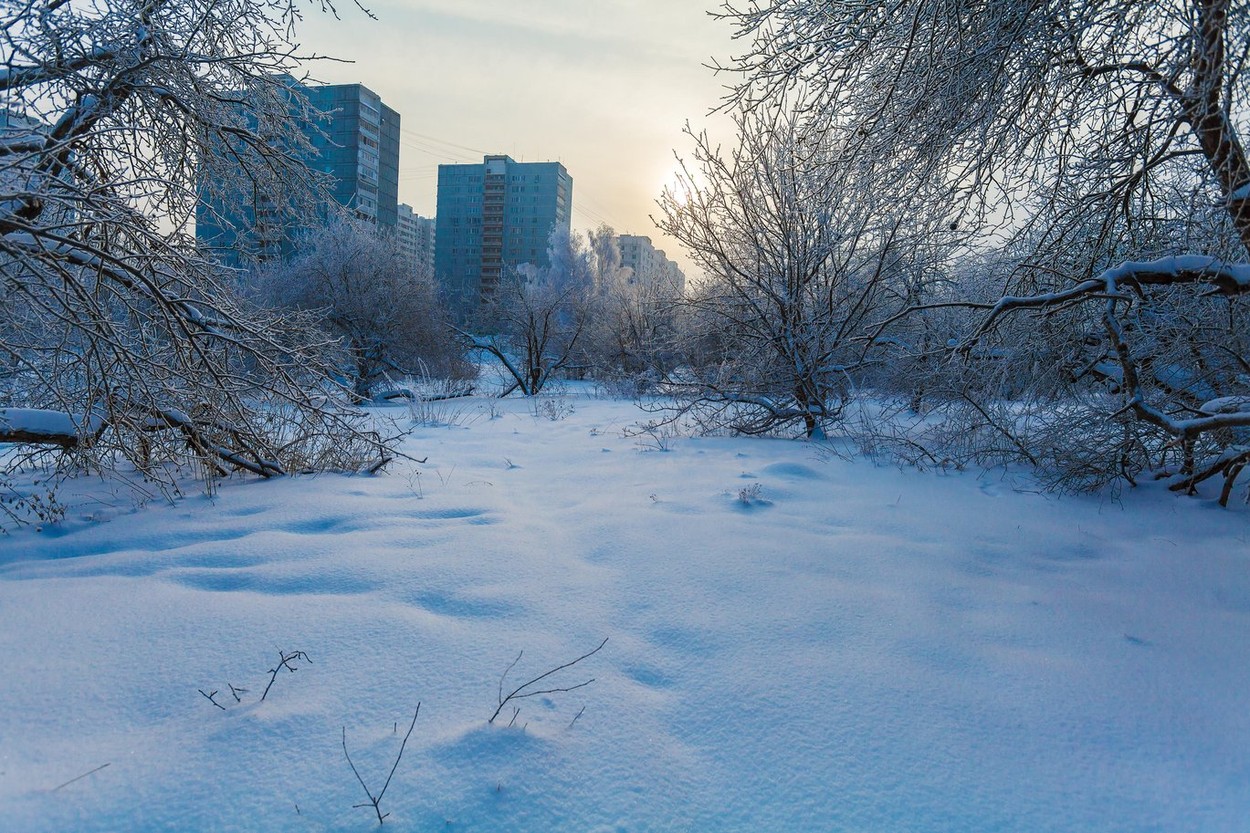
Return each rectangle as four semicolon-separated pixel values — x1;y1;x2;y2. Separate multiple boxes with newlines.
573;204;615;229
400;128;488;158
400;138;477;164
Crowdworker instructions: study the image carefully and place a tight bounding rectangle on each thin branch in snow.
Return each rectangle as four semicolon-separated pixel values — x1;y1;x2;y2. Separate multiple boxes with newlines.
489;637;609;725
50;763;110;792
198;689;226;710
260;649;310;702
343;704;420;826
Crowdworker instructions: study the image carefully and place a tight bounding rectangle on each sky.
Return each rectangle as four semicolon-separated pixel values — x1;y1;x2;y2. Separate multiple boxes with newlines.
295;0;741;277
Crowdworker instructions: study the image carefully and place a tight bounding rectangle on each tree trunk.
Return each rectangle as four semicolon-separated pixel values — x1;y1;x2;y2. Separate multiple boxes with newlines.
1188;0;1250;256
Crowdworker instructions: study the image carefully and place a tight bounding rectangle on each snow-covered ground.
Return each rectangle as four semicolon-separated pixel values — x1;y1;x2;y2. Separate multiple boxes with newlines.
1;389;1247;832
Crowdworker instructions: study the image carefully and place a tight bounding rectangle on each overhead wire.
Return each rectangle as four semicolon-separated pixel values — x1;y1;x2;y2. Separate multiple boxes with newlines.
392;130;640;235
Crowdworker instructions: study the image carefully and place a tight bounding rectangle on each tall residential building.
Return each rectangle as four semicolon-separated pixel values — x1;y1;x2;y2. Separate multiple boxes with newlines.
397;203;436;277
196;80;400;266
434;154;572;314
304;83;400;228
617;234;685;293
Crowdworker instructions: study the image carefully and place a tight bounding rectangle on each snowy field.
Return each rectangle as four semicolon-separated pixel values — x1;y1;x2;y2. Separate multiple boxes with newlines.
1;388;1248;832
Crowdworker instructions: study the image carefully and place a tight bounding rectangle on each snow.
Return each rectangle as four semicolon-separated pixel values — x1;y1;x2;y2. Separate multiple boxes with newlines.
1200;396;1250;416
1;389;1248;832
1103;254;1250;292
0;407;103;438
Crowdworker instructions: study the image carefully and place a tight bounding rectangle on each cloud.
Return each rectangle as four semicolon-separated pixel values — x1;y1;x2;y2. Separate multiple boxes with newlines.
362;0;716;63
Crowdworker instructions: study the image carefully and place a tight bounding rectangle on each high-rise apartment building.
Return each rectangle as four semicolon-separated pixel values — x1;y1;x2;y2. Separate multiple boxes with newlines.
434;155;572;314
304;83;400;228
397;203;436;277
196;80;400;266
617;234;685;293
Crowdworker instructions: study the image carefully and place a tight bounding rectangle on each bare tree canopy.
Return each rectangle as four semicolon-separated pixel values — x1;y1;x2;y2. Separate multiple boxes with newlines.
712;0;1250;501
716;0;1250;248
657;107;953;438
250;218;473;404
1;0;392;526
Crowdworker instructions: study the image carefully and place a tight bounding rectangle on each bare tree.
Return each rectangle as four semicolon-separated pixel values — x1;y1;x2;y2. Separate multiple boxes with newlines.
0;0;390;523
655;106;952;438
587;267;684;393
558;225;683;391
717;0;1250;499
716;0;1250;248
251;218;472;404
458;227;593;396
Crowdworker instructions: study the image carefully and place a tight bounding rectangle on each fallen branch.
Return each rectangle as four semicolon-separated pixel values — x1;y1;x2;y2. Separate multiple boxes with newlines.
0;408;106;448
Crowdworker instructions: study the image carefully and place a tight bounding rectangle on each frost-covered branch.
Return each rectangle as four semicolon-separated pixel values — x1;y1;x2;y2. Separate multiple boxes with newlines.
0;0;394;523
962;255;1250;350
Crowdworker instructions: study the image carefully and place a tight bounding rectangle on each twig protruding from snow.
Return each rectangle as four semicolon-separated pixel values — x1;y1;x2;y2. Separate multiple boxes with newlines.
343;704;420;826
261;649;311;702
489;637;609;725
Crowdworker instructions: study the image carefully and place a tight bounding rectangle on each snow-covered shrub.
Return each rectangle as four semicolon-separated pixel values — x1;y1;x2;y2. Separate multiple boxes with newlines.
250;218;474;405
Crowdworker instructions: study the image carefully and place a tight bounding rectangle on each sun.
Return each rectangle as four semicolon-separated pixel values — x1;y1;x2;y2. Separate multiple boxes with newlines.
657;159;703;206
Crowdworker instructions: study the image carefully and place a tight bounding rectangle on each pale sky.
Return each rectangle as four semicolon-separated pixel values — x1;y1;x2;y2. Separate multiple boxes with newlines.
296;0;740;276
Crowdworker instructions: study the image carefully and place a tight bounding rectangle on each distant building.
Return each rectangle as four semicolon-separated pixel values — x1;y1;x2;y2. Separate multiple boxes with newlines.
616;234;685;293
304;83;400;229
397;204;436;276
2;110;85;239
434;154;572;314
0;109;44;139
196;80;400;266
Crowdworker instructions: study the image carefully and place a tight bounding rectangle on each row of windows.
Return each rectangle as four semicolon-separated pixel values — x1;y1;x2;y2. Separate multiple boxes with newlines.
441;171;560;185
446;235;545;252
446;214;548;226
444;250;542;267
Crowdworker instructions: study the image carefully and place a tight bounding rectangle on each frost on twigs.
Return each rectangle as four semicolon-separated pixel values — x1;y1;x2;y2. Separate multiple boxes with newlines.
654;105;953;441
0;0;397;528
708;1;1250;505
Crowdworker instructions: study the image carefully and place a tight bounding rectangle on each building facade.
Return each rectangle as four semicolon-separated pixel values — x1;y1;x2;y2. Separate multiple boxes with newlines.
617;234;685;293
434;155;572;315
397;203;436;277
303;83;399;229
196;81;400;267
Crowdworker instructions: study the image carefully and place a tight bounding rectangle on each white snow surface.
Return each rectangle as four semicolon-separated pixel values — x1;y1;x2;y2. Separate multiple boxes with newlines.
1199;395;1250;415
0;407;103;437
1;390;1248;832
